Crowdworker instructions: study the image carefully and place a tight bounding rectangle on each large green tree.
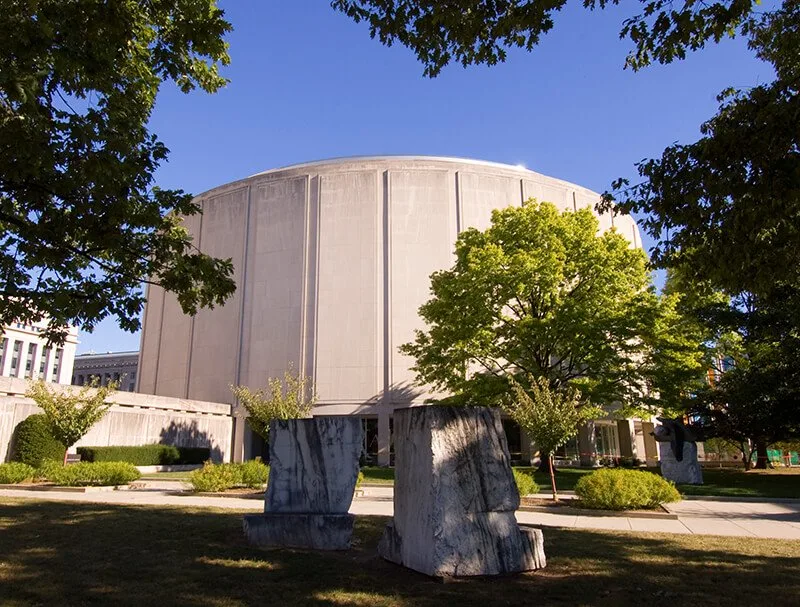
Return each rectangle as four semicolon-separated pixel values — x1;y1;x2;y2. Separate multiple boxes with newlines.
332;0;758;76
0;0;236;343
401;201;677;411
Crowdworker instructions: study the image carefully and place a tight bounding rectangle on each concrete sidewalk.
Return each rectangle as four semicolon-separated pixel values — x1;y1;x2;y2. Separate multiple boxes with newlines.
1;485;799;540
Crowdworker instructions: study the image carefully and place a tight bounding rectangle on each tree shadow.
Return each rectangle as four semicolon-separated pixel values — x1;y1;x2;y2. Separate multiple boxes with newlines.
159;420;223;463
0;500;798;606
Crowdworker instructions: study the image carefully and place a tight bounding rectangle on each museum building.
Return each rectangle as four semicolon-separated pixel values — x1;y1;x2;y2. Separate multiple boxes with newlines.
135;156;658;465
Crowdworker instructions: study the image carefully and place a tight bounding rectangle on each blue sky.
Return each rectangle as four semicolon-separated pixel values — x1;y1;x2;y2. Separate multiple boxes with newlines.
77;1;772;354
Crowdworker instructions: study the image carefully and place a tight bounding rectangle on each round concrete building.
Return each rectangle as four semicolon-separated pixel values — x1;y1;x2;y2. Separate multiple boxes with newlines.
137;156;643;462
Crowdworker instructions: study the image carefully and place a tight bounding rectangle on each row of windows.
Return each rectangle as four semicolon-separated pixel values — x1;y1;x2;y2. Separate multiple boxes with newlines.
72;372;136;392
0;337;63;382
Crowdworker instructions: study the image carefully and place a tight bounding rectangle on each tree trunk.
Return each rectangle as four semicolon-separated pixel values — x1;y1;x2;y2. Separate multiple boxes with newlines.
62;449;68;467
548;454;558;502
537;450;551;473
739;441;752;471
754;439;770;470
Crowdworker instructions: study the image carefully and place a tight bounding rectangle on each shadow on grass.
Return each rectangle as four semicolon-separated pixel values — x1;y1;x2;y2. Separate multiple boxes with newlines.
1;499;799;606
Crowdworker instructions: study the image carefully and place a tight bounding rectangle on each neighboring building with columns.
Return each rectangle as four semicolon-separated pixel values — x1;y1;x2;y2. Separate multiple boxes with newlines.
136;156;651;464
0;320;78;385
72;351;139;392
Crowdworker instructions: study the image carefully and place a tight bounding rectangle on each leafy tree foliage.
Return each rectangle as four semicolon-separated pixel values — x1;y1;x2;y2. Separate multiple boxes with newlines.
230;367;316;442
26;380;117;465
331;0;757;76
505;376;601;500
400;201;688;413
0;1;235;343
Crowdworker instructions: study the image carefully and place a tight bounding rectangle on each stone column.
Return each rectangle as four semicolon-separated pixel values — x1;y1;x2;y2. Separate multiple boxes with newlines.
617;419;635;460
577;421;597;467
30;345;43;382
231;415;246;463
2;339;15;377
44;348;56;383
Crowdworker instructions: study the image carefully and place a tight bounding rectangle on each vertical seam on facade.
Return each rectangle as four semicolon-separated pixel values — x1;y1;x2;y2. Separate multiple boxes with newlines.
235;185;253;389
455;170;462;234
383;170;392;400
375;169;382;400
136;283;150;393
312;176;322;393
520;178;525;204
185;200;204;399
300;175;311;380
153;273;166;392
573;191;577;212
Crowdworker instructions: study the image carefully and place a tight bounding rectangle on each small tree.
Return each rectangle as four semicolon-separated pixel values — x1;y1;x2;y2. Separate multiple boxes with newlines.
504;376;601;501
230;367;316;443
26;380;116;465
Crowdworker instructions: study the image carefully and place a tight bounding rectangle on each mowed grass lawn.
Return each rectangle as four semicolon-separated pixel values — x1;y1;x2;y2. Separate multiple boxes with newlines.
1;499;799;606
361;466;800;499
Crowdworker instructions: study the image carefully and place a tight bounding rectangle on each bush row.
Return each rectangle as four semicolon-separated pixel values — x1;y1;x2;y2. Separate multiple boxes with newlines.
0;461;141;486
38;461;141;487
190;460;269;492
0;462;37;484
574;468;681;510
76;444;211;466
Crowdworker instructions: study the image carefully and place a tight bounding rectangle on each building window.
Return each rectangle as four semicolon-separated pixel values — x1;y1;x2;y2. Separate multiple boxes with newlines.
39;347;50;379
594;421;620;459
51;348;63;382
25;343;36;378
10;341;21;376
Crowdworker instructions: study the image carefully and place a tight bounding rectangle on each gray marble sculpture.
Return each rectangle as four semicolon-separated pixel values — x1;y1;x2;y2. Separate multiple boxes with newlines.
243;416;363;550
377;406;546;577
653;417;703;485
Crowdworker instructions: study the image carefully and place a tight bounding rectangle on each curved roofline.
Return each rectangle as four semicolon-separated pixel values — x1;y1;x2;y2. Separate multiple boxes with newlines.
247;155;538;179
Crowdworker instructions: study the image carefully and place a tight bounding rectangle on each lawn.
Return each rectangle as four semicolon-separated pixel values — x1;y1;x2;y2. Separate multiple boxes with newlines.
0;499;798;606
362;465;800;499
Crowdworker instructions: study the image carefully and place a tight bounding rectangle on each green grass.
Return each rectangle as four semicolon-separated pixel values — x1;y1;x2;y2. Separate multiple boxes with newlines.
1;499;799;606
678;468;800;499
359;466;396;484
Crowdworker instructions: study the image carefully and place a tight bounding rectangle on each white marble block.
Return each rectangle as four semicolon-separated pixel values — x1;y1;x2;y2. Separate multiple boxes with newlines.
378;406;546;576
244;416;363;550
660;441;703;485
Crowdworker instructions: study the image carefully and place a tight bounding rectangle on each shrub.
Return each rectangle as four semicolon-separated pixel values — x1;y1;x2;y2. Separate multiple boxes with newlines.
575;469;681;510
512;468;541;496
41;461;141;487
76;444;211;465
0;462;37;484
190;460;270;492
356;470;365;488
190;462;242;492
11;414;66;467
240;459;269;488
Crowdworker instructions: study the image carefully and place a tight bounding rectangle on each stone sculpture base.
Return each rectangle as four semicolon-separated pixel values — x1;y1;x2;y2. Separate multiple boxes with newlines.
378;517;546;577
243;417;362;551
660;442;703;485
380;406;546;577
244;513;355;550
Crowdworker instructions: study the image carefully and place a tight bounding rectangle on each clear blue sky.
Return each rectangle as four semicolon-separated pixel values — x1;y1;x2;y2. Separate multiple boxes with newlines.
77;1;772;354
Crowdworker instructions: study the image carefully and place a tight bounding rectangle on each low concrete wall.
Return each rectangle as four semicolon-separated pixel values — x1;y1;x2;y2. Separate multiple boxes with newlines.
0;377;233;463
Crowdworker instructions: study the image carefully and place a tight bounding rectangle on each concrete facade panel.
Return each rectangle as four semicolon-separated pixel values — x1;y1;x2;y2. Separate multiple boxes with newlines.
137;283;164;394
459;172;520;232
240;177;307;389
315;171;380;402
188;188;248;403
389;169;455;393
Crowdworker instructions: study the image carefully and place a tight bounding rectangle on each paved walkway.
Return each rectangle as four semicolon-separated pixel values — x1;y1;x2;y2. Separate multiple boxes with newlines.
1;483;799;540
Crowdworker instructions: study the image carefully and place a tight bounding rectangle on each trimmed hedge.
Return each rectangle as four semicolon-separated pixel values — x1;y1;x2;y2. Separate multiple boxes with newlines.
0;462;37;484
189;460;269;493
39;461;141;487
76;444;211;466
11;414;65;467
574;468;681;510
513;468;541;496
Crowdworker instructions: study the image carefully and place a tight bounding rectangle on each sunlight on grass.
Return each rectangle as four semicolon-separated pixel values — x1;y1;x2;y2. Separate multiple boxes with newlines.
196;556;280;570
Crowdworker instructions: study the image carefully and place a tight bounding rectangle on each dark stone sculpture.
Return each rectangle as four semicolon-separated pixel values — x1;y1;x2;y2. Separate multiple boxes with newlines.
652;417;703;484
